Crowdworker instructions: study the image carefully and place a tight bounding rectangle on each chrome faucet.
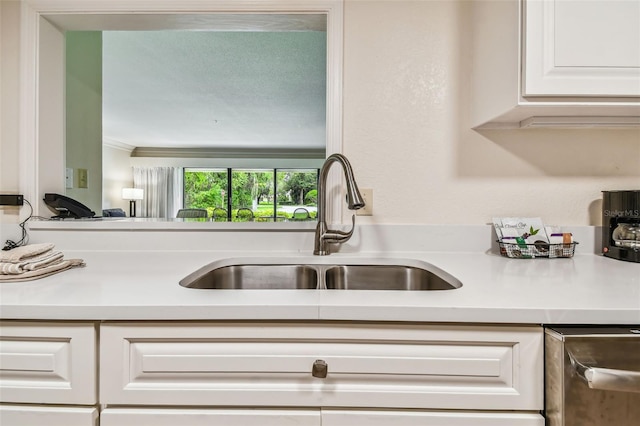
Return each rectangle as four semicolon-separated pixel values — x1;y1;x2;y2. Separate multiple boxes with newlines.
314;153;365;255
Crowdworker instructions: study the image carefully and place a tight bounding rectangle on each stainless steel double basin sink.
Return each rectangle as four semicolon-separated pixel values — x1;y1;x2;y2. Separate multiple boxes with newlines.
180;258;462;291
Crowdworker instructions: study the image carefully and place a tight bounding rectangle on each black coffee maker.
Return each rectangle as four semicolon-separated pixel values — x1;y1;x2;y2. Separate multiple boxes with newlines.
602;190;640;263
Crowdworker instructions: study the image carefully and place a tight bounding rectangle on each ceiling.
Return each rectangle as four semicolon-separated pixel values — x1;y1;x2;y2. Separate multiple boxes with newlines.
100;21;327;152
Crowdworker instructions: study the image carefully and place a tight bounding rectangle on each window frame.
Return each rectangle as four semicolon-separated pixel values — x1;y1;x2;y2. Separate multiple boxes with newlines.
20;0;345;229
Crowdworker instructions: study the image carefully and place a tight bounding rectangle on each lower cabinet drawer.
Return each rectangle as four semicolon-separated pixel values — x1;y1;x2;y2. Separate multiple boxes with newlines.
101;408;320;426
100;408;544;426
0;404;98;426
0;321;97;404
100;322;542;410
322;410;545;426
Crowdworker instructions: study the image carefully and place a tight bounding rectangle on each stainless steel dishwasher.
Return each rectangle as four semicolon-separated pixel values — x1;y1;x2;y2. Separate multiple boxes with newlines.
545;327;640;426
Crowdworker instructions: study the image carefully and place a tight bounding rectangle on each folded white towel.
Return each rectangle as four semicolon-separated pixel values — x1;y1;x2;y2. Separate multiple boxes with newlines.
0;251;65;275
0;258;85;282
0;243;55;263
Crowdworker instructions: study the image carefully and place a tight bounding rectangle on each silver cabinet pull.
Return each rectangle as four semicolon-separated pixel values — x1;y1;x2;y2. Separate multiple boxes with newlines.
312;359;328;378
570;353;640;393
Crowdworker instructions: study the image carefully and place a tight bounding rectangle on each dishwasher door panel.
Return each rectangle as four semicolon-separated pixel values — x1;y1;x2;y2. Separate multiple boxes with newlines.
545;327;640;426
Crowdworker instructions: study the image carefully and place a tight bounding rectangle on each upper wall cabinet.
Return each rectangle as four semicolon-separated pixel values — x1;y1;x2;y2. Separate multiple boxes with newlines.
524;0;640;97
471;0;640;129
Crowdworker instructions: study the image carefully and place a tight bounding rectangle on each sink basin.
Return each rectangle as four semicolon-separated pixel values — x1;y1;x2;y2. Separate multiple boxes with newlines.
325;265;461;290
180;258;462;291
180;264;318;289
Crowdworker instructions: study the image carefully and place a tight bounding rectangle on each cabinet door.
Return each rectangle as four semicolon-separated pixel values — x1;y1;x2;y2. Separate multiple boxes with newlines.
0;322;97;404
524;0;640;96
101;408;320;426
322;410;544;426
0;405;98;426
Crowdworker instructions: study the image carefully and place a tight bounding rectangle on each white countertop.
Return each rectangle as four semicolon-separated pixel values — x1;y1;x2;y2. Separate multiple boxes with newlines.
1;250;638;324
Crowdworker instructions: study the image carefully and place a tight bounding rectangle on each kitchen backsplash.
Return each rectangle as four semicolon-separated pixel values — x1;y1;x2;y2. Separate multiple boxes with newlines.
22;223;602;255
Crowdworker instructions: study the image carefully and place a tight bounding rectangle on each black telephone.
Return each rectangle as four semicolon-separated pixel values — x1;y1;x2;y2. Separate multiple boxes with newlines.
43;193;95;219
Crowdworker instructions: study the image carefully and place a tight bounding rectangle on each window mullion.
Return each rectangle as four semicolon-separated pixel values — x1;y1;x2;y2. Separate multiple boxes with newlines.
226;168;232;221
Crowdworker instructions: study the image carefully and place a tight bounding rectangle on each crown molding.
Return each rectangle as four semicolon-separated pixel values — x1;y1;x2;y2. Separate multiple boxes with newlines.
103;138;135;152
131;146;325;159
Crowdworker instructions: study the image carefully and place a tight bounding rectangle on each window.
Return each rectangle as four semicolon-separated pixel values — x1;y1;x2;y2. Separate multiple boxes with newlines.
183;168;228;215
183;168;319;222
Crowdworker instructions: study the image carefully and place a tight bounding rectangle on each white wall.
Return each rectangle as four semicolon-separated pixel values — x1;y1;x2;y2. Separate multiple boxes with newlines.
0;1;21;244
2;0;639;233
0;1;20;195
37;16;66;210
342;0;639;226
102;143;134;211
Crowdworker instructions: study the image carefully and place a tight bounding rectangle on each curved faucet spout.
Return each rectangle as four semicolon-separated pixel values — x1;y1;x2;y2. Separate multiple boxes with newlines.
314;154;365;256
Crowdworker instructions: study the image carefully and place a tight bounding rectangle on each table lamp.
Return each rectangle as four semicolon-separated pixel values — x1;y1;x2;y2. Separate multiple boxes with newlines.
122;188;143;217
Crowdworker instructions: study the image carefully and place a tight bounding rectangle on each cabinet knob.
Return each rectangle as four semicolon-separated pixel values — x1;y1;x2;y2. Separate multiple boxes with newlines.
312;359;328;378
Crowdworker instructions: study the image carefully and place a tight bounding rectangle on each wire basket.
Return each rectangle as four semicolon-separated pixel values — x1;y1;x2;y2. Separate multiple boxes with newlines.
497;241;578;259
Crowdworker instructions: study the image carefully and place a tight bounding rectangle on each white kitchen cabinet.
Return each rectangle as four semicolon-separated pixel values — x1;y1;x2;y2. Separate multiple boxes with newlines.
101;408;320;426
0;321;97;404
100;322;543;411
471;0;640;128
0;320;543;423
322;409;545;426
0;405;98;426
524;0;640;97
0;322;98;425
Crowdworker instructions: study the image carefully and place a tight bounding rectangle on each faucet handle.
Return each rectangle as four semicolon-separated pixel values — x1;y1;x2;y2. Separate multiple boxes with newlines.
323;215;356;244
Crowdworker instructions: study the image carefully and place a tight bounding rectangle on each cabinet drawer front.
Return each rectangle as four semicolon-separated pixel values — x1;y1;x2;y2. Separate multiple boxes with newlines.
101;408;320;426
101;323;542;410
0;404;98;426
0;322;97;404
322;410;544;426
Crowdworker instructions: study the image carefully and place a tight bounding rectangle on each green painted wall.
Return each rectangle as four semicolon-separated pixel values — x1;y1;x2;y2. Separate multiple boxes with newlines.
66;31;102;215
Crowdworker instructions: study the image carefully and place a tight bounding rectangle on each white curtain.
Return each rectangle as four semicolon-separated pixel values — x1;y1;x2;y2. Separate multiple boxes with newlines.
133;167;183;218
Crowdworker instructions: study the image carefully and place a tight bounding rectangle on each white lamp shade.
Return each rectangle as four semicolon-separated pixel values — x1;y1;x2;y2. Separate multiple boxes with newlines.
122;187;144;200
